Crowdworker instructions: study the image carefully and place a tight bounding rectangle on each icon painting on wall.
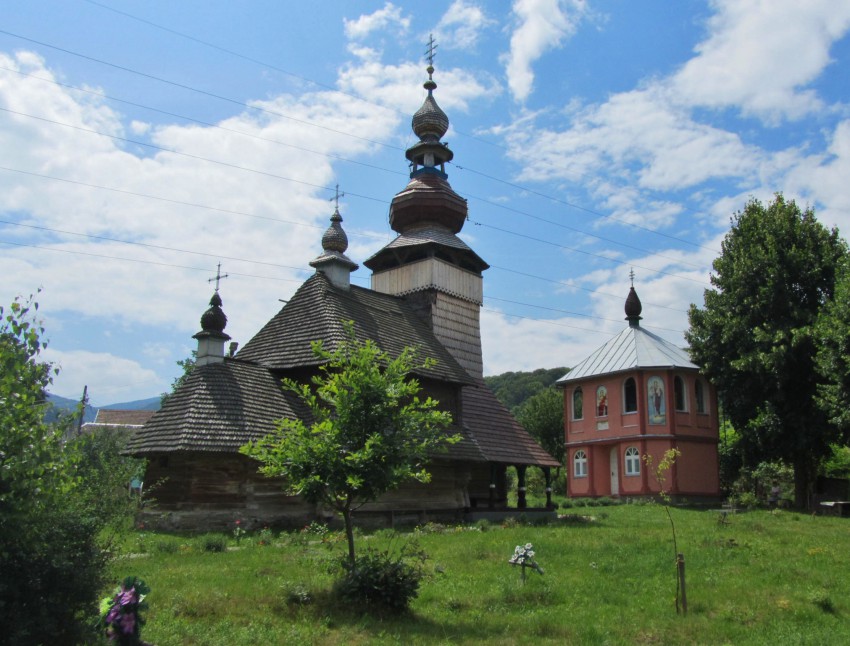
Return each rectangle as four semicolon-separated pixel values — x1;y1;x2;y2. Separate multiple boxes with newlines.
648;376;666;424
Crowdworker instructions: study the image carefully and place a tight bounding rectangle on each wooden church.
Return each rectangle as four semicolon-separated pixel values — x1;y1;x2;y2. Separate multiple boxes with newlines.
126;59;559;530
556;281;721;500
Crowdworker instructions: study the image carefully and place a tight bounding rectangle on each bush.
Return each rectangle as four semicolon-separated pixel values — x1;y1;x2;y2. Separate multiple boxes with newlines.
333;543;427;613
0;505;108;645
198;534;228;553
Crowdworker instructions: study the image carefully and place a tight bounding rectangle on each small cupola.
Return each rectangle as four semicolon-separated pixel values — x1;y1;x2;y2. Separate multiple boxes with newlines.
193;288;231;366
309;191;358;290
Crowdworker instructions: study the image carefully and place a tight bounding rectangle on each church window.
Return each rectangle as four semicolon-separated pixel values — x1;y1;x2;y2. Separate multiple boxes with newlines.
623;377;637;413
596;386;608;417
695;379;707;414
573;450;588;478
573;387;583;420
674;376;687;411
625;447;640;476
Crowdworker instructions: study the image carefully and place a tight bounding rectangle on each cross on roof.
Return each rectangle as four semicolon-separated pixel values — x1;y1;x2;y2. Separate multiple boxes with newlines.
209;262;229;292
629;267;635;287
425;34;438;67
330;184;345;211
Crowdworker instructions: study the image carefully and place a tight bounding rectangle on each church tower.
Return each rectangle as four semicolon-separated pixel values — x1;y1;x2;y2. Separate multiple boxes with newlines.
364;45;489;378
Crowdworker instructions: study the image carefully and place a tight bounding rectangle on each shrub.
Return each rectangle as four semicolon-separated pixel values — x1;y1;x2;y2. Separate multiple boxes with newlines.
333;542;427;613
198;534;228;553
0;505;108;645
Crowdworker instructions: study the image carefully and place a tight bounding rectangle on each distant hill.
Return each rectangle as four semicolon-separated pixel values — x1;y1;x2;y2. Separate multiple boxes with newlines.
45;393;160;424
484;367;570;412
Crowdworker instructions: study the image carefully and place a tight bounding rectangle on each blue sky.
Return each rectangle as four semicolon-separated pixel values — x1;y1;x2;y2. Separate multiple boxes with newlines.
3;0;850;406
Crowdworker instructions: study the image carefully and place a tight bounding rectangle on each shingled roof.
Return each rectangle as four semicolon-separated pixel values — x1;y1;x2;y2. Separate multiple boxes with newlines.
125;360;308;454
237;273;474;385
462;380;560;467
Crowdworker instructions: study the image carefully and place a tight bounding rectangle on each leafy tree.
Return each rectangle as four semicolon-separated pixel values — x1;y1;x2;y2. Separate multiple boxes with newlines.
160;350;196;406
485;367;569;411
515;387;565;465
815;258;850;432
241;323;456;563
0;294;109;644
686;195;847;508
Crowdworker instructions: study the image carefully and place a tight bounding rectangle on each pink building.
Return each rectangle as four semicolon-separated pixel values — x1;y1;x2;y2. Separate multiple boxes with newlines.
556;285;721;500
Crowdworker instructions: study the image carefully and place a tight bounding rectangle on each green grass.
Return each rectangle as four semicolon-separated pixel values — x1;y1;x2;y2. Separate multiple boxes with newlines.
109;505;850;645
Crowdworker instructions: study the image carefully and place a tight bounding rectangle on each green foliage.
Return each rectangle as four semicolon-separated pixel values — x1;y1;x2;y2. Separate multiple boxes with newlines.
198;534;228;552
687;195;848;507
0;293;71;509
484;366;569;411
821;444;850;478
333;542;427;613
0;504;108;644
816;257;850;434
0;294;117;644
241;322;456;563
68;425;146;531
514;387;565;464
160;351;196;406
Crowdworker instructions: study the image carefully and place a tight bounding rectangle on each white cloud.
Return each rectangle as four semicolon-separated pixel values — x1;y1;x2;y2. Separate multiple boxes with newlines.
502;0;587;103
43;347;165;406
343;2;411;40
0;50;405;400
436;1;496;50
672;0;850;122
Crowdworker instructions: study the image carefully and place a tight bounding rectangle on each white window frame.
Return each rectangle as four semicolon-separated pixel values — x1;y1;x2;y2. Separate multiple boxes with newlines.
573;450;588;478
624;447;640;476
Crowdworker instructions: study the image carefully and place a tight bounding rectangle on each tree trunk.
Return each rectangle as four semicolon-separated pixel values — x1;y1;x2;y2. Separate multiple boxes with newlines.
342;505;356;564
793;458;812;511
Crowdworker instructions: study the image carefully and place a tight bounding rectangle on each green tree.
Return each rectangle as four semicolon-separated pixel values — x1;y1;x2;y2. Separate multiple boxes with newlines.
515;387;564;464
160;350;196;406
815;258;850;432
241;323;456;563
0;294;109;644
686;195;847;508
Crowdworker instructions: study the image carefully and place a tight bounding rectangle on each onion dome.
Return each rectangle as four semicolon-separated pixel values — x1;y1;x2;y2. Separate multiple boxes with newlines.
310;204;358;289
412;66;449;142
321;207;349;253
625;286;643;327
200;291;227;333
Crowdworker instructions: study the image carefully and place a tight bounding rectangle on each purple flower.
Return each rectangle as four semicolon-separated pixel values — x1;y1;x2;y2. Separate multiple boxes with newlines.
105;606;120;624
119;586;138;606
119;611;136;634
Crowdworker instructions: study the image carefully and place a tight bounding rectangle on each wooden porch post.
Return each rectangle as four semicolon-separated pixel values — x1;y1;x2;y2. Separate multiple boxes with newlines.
489;463;497;509
544;466;554;510
517;465;527;510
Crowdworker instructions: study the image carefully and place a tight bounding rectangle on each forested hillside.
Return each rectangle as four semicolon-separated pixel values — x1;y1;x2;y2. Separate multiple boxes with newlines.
484;366;569;412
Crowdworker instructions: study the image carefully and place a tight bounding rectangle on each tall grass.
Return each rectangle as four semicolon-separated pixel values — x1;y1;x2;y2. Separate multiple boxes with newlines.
108;506;849;645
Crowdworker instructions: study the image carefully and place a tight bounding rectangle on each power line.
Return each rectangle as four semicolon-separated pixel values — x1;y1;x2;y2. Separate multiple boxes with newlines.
0;65;408;180
0;28;722;258
0;29;404;152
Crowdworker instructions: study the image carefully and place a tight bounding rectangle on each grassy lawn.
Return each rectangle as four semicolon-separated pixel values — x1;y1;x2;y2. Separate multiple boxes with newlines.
110;504;849;645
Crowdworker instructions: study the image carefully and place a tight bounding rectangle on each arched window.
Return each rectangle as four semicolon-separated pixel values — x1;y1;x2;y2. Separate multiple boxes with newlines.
623;377;637;413
695;379;707;414
625;447;640;476
596;386;608;417
573;387;584;420
573;450;588;478
674;376;687;411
